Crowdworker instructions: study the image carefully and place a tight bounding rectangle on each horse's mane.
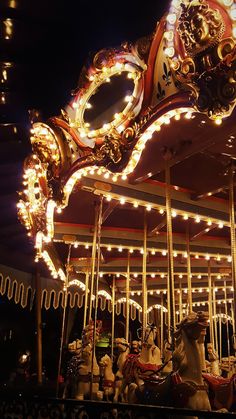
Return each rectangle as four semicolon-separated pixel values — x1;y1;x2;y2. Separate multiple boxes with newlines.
172;329;188;373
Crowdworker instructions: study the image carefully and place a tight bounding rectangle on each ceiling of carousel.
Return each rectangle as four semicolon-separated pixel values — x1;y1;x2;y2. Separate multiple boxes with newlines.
1;0;236;314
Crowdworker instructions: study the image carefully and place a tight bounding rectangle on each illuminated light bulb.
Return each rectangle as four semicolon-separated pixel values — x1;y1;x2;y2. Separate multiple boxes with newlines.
195;254;199;259
89;169;95;175
175;113;181;121
124;95;132;103
89;75;94;81
164;30;174;41
167;13;176;24
218;222;224;229
150;290;154;295
120;197;125;205
151;273;155;278
85;244;89;249
118;246;123;252
205;254;210;260
228;255;232;263
207;220;212;226
185;112;192;119
184;252;188;258
164;116;170;124
179;274;183;279
121;174;127;180
99;272;103;278
172;210;177;217
183;214;189;220
140;248;144;254
215;288;218;293
106;77;111;82
104;172;110;179
57;207;62;214
184;289;187;294
74;242;78;248
151;249;155;255
162;250;167;256
161;274;165;278
116;273;120;277
86;102;92;109
164;47;175;58
112;175;117;182
114;113;121;120
134;273;138;278
159;208;164;214
215;116;222;125
230;7;236;20
106;195;112;201
174;252;177;257
107;246;111;251
156;290;160;294
146;204;152;211
133;201;139;208
129;248;133;253
72;102;78;109
195;215;201;223
198;275;202;279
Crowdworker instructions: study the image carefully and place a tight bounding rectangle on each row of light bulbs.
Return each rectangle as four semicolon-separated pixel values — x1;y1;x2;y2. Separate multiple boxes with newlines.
70;239;232;263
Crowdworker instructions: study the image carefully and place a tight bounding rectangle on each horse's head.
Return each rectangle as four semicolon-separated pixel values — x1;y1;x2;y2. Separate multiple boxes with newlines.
99;354;112;368
142;324;157;346
175;311;209;341
114;337;129;352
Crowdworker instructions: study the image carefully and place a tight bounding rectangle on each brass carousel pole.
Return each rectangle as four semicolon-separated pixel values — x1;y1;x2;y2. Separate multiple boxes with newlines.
160;293;164;355
208;260;215;349
90;196;103;399
229;160;236;336
111;275;115;360
142;210;148;340
88;205;99;321
165;162;176;341
125;252;130;343
213;278;218;354
224;279;231;359
186;224;192;313
83;268;90;329
179;276;183;321
56;244;72;397
219;305;222;361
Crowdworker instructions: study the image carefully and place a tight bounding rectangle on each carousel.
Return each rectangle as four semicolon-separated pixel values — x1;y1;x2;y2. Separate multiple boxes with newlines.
16;0;236;415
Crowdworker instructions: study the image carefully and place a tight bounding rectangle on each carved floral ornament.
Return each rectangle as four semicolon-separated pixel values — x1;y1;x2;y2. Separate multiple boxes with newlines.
17;0;236;281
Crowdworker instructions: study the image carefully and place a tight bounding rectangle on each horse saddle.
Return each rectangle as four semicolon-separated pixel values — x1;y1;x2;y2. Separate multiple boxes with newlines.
203;372;235;410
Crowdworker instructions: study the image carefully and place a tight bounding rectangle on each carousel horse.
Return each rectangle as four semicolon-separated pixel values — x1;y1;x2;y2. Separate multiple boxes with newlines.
128;312;211;419
75;321;102;401
113;337;130;402
63;339;82;398
206;343;221;376
161;340;173;377
99;354;115;401
122;325;163;403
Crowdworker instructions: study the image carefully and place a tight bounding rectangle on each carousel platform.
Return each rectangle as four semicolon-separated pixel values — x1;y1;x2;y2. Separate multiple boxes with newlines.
0;396;236;419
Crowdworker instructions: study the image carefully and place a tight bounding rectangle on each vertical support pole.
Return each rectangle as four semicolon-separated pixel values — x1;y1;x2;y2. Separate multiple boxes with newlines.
142;210;148;340
56;244;71;397
160;293;164;356
90;196;103;399
83;269;90;329
125;252;130;343
165;162;175;340
224;279;230;359
213;278;218;354
208;260;215;348
186;224;192;313
35;269;42;385
229;160;236;334
179;277;183;321
111;275;115;360
89;206;99;321
219;306;222;361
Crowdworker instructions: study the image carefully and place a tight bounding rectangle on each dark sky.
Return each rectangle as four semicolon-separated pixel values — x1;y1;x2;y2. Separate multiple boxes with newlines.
25;0;168;118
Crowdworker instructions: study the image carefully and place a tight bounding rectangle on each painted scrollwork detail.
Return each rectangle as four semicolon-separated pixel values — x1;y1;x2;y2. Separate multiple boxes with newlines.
178;0;225;57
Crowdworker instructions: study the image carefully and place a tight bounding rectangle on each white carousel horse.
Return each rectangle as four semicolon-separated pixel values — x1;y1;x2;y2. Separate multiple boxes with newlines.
122;325;163;403
113;337;130;402
72;321;103;401
206;343;221;376
127;312;211;419
99;354;115;401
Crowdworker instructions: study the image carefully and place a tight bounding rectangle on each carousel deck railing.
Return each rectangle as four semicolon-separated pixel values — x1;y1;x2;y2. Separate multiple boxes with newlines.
0;397;236;418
